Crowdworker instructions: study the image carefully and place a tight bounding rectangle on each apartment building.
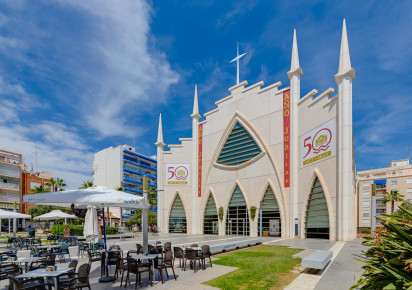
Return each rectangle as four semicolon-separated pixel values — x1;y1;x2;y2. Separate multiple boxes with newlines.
21;171;53;214
357;158;412;231
93;144;157;219
0;149;24;212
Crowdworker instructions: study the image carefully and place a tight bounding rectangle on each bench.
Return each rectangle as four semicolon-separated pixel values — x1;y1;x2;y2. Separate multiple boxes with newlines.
302;250;332;272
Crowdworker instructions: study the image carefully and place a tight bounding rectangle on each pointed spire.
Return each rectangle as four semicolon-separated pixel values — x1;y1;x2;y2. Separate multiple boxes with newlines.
335;19;355;83
190;84;201;119
287;29;302;79
155;113;165;147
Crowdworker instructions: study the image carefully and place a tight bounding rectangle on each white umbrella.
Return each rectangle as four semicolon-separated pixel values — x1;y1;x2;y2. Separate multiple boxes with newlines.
0;209;30;237
35;210;77;234
23;186;149;209
84;206;99;243
0;209;30;219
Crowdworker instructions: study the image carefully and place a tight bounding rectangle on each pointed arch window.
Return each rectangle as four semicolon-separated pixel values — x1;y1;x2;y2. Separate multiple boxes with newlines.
217;122;261;166
169;194;187;233
203;194;218;235
305;177;329;239
226;185;249;236
258;186;281;236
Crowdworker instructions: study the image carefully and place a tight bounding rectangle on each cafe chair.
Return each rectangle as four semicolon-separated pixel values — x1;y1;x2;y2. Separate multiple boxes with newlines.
61;263;91;290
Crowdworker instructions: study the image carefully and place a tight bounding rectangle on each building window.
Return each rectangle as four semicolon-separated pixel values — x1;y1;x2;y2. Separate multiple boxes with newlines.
217;122;261;166
377;210;383;215
407;188;412;194
363;182;370;188
363;210;370;217
391;179;397;185
363;201;370;208
363;192;370;199
362;220;369;226
407;178;412;184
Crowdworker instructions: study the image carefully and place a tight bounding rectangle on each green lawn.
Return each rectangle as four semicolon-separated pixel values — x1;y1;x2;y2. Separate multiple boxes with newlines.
203;245;303;290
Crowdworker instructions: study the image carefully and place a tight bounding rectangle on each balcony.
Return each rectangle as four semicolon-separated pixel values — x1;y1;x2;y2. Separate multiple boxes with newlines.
376;204;386;209
0;168;19;178
0;183;19;191
123;156;157;171
123;177;143;185
123;166;157;180
123;184;143;194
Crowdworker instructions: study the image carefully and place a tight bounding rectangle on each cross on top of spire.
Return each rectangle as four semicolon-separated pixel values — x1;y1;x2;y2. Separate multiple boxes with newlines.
229;42;247;85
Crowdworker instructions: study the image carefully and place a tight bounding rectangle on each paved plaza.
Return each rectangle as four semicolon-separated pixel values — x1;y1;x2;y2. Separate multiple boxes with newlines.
0;234;366;289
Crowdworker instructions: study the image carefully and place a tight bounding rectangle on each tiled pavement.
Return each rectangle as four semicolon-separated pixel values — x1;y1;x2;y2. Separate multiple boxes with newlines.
0;234;366;289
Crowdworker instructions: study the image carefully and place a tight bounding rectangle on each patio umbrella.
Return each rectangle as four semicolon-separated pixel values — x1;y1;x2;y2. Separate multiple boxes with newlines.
83;205;99;243
23;186;150;282
34;210;77;234
0;209;31;237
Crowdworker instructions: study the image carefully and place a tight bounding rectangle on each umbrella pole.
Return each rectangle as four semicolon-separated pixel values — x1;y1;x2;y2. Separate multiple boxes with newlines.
98;207;114;283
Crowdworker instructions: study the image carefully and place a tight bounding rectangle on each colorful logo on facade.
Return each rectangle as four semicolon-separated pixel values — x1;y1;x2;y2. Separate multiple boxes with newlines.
166;164;191;185
301;119;335;167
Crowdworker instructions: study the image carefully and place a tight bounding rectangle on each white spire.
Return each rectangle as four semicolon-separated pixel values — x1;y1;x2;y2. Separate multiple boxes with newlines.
335;19;355;83
190;85;201;119
287;29;302;79
155;113;165;147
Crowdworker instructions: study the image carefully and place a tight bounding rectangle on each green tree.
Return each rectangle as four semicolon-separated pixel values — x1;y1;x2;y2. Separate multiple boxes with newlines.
383;190;405;214
45;177;67;192
126;209;157;226
30;185;50;194
393;201;412;218
115;186;124;191
79;180;93;189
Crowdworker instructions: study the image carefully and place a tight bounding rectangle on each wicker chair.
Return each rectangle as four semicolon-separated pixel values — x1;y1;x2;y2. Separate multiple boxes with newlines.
8;274;50;290
201;245;212;269
185;249;202;272
29;252;49;271
77;242;90;258
116;257;128;286
86;249;101;265
173;247;184;268
163;242;172;252
190;244;199;247
0;263;22;282
136;244;143;254
126;258;152;289
156;251;176;282
61;263;91;290
48;259;78;285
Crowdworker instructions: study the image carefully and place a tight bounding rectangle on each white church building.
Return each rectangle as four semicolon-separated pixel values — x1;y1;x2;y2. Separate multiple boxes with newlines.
155;20;357;241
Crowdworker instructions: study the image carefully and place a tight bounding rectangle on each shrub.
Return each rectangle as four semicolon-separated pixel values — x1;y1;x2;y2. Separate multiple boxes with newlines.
218;207;224;221
352;204;412;289
105;226;118;235
51;225;84;236
250;206;257;221
360;229;371;234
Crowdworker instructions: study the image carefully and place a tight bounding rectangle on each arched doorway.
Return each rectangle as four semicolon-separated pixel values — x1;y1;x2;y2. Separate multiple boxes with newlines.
258;186;281;237
168;194;187;233
203;193;218;235
305;177;330;239
226;185;249;236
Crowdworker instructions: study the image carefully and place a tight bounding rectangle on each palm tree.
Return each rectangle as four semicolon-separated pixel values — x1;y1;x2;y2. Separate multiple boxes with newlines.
383;190;405;214
45;177;67;192
30;185;50;194
79;180;93;189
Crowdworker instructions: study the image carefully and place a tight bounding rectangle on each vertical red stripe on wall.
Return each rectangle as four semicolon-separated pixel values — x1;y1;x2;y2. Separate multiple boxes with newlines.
198;124;203;197
283;89;290;188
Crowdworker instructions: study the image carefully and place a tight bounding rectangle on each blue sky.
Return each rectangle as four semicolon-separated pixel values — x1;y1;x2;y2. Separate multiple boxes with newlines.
0;0;411;189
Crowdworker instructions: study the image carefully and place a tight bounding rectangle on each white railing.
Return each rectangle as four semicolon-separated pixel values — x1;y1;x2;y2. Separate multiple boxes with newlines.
0;183;19;190
0;168;19;178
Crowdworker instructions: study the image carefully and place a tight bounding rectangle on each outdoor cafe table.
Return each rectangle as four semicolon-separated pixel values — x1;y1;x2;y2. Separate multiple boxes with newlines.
130;254;159;282
0;257;44;272
17;267;74;289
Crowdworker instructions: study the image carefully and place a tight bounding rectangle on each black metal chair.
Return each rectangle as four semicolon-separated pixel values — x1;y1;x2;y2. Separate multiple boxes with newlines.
201;245;212;269
126;258;152;289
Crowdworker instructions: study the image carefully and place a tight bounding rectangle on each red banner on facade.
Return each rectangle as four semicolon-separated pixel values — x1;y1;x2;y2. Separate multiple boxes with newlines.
198;124;203;197
283;89;290;188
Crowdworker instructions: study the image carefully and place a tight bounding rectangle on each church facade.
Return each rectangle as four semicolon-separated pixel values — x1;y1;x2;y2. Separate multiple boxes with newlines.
155;20;357;241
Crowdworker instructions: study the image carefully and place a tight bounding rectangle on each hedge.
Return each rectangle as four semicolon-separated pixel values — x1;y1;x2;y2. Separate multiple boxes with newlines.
51;225;118;236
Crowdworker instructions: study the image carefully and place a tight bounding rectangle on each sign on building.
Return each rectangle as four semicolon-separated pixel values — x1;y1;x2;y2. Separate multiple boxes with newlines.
166;164;190;185
301;119;335;168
